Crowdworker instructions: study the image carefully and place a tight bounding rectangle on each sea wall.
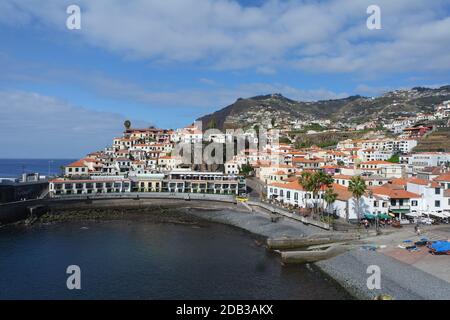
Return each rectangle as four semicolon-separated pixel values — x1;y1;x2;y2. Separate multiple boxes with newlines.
0;193;236;224
0;182;48;204
0;199;45;224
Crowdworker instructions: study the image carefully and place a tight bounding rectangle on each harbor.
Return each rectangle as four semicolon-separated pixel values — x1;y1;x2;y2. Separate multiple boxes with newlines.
2;183;449;300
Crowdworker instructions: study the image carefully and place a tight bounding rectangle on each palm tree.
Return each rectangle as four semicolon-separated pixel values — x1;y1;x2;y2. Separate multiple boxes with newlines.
299;171;333;215
348;176;367;223
298;171;314;212
324;187;338;226
316;171;334;213
324;187;338;215
59;165;65;177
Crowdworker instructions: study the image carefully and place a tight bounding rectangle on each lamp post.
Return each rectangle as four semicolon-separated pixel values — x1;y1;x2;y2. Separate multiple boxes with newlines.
48;160;54;178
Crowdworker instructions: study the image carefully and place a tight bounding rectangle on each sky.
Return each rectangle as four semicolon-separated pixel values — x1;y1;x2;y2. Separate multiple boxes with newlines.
0;0;450;158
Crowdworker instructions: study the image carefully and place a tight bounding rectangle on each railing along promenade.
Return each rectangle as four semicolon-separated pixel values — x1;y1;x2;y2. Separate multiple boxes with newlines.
1;193;330;229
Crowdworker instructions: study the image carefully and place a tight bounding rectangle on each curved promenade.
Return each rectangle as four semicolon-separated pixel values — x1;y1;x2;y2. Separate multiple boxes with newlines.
0;192;330;229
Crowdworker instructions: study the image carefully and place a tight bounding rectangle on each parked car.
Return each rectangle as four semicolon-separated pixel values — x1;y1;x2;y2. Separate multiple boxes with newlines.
417;217;434;225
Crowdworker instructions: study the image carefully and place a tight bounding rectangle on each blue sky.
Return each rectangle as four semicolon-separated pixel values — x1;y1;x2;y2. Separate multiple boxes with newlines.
0;0;450;158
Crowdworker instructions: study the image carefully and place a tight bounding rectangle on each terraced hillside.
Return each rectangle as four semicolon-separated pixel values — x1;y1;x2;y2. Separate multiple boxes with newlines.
197;86;450;130
414;127;450;152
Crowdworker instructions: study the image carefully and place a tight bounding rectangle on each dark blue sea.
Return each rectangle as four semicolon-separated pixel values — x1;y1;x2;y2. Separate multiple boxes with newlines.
0;220;352;300
0;159;76;178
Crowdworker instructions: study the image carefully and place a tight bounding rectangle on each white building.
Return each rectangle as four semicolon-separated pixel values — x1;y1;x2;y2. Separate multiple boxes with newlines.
224;160;240;175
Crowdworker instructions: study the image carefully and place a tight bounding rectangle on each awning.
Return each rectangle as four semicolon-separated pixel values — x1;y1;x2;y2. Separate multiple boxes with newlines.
364;213;376;219
405;212;422;217
378;214;391;219
390;209;410;214
429;212;447;218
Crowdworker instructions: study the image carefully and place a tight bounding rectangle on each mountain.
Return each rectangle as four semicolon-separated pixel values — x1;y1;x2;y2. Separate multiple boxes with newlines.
197;86;450;130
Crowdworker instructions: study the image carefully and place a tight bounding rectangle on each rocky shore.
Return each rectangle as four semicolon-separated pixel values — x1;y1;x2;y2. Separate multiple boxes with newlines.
39;206;206;226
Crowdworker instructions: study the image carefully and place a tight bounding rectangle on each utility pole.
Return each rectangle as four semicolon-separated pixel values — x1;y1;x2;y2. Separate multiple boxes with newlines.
48;160;54;178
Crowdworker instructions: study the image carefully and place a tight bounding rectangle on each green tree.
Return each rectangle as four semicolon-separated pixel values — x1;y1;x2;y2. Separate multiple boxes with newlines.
348;176;367;222
298;171;333;215
387;154;400;163
239;164;253;177
324;187;338;214
298;171;315;211
324;187;338;226
253;124;260;136
316;171;334;213
207;117;217;129
279;137;291;144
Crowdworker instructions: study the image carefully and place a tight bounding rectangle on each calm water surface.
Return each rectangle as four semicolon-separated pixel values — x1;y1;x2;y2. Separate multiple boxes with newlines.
0;159;75;178
0;219;352;300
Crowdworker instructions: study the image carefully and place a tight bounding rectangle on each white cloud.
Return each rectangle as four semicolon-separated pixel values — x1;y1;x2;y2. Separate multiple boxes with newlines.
2;0;449;74
0;90;146;158
0;57;348;108
354;84;392;96
80;75;349;108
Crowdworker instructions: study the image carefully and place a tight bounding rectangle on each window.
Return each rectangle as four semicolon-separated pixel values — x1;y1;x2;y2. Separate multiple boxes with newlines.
280;190;284;197
411;200;418;206
294;193;298;200
435;188;441;195
435;200;440;207
286;191;291;199
374;201;378;207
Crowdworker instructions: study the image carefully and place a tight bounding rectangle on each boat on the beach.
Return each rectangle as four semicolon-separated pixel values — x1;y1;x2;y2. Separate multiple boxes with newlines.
428;240;450;255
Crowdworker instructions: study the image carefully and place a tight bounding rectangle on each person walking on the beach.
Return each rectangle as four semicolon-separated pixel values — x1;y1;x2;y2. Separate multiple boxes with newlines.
415;223;421;236
364;219;370;230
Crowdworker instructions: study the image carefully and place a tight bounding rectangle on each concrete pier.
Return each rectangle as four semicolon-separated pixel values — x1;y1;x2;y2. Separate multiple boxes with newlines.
281;244;352;264
267;233;360;250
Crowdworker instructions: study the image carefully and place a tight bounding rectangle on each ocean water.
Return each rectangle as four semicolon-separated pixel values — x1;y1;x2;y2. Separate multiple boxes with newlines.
0;220;352;300
0;159;76;178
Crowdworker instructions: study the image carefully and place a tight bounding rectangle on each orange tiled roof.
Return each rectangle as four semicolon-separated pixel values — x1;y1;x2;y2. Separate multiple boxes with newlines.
332;183;353;201
360;160;394;165
269;180;305;191
66;159;87;167
333;174;353;179
407;177;429;186
391;178;408;186
370;186;420;199
434;172;450;182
